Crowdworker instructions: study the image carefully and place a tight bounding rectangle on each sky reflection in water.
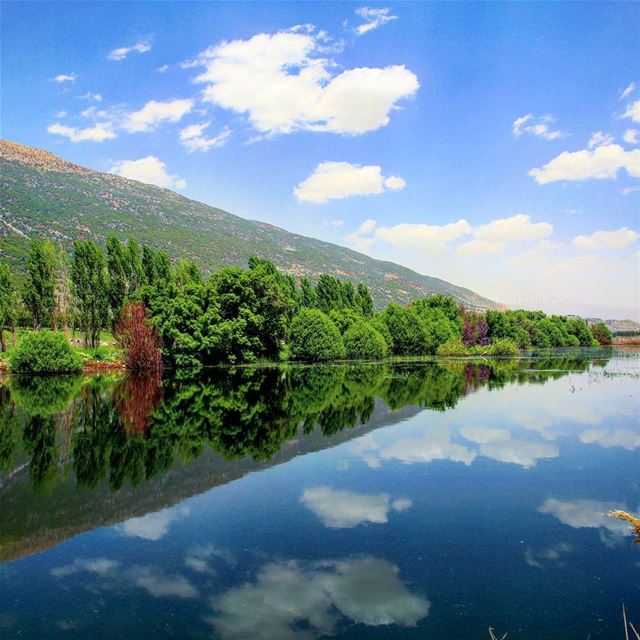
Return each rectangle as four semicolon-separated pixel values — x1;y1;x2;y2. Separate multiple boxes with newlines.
0;350;638;639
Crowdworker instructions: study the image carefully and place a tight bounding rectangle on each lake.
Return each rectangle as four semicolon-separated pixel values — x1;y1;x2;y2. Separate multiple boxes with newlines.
1;350;638;639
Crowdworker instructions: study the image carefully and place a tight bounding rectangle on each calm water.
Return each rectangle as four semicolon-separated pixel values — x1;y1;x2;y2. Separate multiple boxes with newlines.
1;351;639;639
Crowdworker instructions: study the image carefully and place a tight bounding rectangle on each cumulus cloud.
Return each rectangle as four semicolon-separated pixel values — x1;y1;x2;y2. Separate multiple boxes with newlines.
529;144;640;183
110;156;187;190
623;100;640;123
579;428;640;450
122;98;194;133
354;7;398;35
457;214;553;255
128;566;199;599
513;114;566;140
179;121;231;152
47;122;115;142
294;161;405;203
300;487;412;528
207;557;429;639
538;497;633;541
53;73;77;83
479;439;558;468
116;505;190;540
587;131;614;149
184;545;235;575
108;40;152;61
374;220;472;255
572;227;638;250
51;558;120;577
623;129;640;145
525;543;575;568
190;28;419;136
459;426;510;444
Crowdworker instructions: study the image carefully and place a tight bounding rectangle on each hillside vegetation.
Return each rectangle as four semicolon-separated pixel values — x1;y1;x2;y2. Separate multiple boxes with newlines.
0;140;498;310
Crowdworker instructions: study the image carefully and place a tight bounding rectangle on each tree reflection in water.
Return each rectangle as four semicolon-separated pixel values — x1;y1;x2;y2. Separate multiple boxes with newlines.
0;354;600;492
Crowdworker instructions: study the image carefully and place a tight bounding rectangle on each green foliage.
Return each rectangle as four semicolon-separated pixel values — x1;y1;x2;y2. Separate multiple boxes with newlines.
489;338;520;357
590;321;612;345
382;303;432;356
356;283;374;317
328;308;362;334
23;238;57;329
9;330;82;373
290;309;345;361
106;236;128;327
0;264;19;351
436;338;469;356
71;240;108;348
343;321;388;360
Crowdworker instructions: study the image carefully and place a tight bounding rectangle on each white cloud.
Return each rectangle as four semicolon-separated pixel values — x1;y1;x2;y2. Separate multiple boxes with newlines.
572;227;638;250
191;28;419;136
108;40;152;61
300;487;411;528
456;239;504;256
185;545;235;575
525;543;575;568
354;7;398;36
122;98;194;133
539;497;633;540
479;439;558;468
78;92;103;102
208;557;429;639
294;161;405;204
158;64;170;73
374;220;472;254
623;100;640;123
587;131;614;149
179;121;231;152
53;73;77;83
459;425;510;444
51;557;120;577
116;505;190;540
513;114;565;140
47;122;115;142
579;428;640;450
623;129;639;145
128;566;198;599
622;186;640;196
620;82;636;100
345;218;379;252
529;144;640;183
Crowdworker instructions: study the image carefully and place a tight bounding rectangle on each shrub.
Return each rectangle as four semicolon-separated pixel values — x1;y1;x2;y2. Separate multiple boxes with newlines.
343;321;388;360
289;309;345;361
382;303;432;356
489;338;520;357
10;330;82;373
116;301;163;370
436;338;469;356
590;322;612;346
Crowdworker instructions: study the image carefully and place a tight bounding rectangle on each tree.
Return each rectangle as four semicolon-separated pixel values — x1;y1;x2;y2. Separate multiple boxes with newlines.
356;283;374;317
315;274;343;312
590;322;612;345
382;303;431;356
300;276;316;308
289;309;345;361
115;301;163;370
107;237;128;328
23;238;56;329
125;239;144;294
52;243;72;332
71;240;108;348
343;321;388;360
0;264;19;352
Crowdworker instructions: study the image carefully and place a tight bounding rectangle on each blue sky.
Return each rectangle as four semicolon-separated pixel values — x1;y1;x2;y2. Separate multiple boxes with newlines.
2;1;639;319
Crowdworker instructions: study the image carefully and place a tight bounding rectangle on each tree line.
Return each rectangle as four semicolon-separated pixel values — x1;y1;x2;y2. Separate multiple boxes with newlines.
0;237;612;364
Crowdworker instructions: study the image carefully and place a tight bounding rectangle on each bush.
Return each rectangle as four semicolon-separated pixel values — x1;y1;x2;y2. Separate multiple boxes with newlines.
343;321;388;360
382;303;432;356
10;330;82;373
289;309;345;361
436;338;469;356
590;322;612;346
489;338;520;357
116;301;163;371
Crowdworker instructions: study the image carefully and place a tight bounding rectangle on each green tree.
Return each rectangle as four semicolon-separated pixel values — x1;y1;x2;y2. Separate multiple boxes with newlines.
0;264;19;352
300;276;316;308
23;238;57;329
382;303;431;356
289;308;345;361
52;243;73;333
356;283;374;317
71;240;108;348
343;321;388;360
590;322;612;345
126;239;144;294
315;274;343;312
107;236;128;328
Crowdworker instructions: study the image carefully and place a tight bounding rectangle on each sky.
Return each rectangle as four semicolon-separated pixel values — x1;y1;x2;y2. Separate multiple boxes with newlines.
2;1;639;319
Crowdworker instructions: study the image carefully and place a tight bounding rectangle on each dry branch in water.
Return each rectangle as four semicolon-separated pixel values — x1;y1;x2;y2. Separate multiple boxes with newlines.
608;511;640;544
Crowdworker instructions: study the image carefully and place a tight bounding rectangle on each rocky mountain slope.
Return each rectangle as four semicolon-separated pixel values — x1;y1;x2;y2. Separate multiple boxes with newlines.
0;140;498;310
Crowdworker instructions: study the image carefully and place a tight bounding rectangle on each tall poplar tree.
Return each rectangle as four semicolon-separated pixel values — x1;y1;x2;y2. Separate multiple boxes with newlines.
23;238;56;329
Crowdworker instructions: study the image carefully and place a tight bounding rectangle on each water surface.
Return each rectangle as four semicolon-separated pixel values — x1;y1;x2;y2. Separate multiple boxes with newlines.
1;350;639;638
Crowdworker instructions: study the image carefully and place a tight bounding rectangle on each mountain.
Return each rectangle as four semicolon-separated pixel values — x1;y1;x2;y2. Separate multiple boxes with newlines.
0;140;498;310
584;318;640;334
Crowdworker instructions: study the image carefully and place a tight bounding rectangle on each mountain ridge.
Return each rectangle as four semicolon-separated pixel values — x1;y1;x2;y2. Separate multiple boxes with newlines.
0;139;499;310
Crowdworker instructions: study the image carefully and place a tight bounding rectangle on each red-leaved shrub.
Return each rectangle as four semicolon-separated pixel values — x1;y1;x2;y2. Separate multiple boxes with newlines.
115;301;163;371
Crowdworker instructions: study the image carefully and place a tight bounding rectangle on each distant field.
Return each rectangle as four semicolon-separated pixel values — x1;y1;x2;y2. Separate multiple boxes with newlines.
612;334;640;345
